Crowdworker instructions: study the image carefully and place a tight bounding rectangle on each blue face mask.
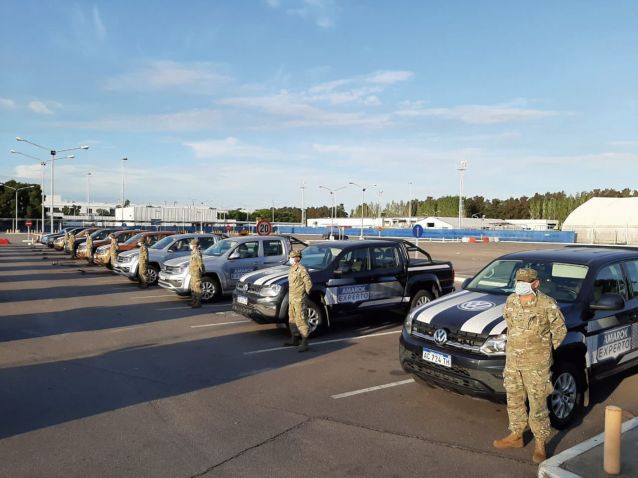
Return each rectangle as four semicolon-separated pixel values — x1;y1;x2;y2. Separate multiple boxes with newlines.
515;281;534;296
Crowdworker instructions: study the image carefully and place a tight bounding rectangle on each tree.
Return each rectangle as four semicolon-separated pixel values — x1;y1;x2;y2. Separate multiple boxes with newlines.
0;180;42;219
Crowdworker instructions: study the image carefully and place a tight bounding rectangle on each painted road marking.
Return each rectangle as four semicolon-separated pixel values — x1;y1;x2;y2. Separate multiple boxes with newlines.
244;329;401;355
131;294;178;299
190;320;251;328
106;325;150;334
331;379;415;399
157;303;230;311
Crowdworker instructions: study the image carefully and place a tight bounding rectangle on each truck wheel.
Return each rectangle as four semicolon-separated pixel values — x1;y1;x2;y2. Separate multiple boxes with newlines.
147;265;160;285
549;362;584;429
201;277;220;303
305;299;325;336
410;289;434;310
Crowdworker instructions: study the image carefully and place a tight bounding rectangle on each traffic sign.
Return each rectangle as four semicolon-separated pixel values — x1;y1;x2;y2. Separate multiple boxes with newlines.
25;221;33;227
412;225;423;238
256;220;273;236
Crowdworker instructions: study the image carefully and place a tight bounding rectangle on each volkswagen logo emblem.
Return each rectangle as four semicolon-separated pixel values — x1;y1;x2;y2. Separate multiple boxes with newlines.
433;328;448;345
457;300;495;311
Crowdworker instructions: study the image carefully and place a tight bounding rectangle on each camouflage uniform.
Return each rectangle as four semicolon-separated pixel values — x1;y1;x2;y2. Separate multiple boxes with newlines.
288;251;313;339
68;232;76;258
138;240;149;288
108;235;118;268
189;239;204;308
502;268;567;442
85;235;93;262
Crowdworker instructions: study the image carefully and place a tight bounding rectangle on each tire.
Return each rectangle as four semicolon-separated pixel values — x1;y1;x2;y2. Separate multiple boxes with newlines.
304;299;325;336
549;362;585;429
410;289;434;310
147;265;160;285
201;276;220;303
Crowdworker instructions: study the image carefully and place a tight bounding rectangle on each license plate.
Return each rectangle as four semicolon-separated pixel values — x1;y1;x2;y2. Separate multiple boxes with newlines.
422;347;451;367
236;295;248;305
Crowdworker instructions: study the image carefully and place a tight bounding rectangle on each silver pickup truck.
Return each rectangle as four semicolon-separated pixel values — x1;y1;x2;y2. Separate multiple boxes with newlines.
113;233;221;285
158;235;305;302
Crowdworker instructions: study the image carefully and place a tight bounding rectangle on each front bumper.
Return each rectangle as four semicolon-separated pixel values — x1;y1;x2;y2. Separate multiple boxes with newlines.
113;260;138;278
158;271;189;294
399;328;506;400
232;290;285;323
94;252;109;265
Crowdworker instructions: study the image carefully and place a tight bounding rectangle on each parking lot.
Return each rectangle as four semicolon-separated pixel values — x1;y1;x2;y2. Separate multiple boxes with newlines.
1;237;637;478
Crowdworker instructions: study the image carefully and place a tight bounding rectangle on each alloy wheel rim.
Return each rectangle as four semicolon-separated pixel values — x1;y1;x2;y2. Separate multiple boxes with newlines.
306;308;320;332
416;295;431;307
550;372;577;419
201;281;216;300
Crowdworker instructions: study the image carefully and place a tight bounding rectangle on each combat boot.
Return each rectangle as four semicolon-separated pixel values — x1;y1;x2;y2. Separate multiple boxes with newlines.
191;293;201;309
493;432;523;449
297;336;309;353
532;440;546;464
283;334;300;346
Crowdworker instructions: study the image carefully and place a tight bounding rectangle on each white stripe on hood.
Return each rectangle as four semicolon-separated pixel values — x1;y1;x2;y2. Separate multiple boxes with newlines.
414;290;482;324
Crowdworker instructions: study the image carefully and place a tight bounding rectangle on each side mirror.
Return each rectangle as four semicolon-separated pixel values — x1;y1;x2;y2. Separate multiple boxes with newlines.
461;278;472;289
590;293;625;311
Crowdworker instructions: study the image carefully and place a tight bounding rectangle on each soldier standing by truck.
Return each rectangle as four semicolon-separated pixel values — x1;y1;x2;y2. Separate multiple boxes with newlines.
68;231;77;258
189;238;204;308
493;268;567;464
138;237;149;289
85;233;93;263
284;249;312;352
108;234;118;268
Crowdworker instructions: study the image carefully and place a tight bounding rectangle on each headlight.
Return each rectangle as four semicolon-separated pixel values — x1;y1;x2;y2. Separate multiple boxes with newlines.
236;281;248;292
119;255;133;263
96;246;108;253
260;284;282;297
404;310;417;331
479;334;508;356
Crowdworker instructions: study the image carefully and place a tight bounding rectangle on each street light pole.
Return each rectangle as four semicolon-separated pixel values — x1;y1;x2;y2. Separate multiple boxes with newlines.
408;181;413;227
15;137;88;232
121;157;128;208
86;172;92;223
456;161;468;229
349;182;377;240
10;149;73;232
0;184;34;232
319;185;346;238
300;180;306;226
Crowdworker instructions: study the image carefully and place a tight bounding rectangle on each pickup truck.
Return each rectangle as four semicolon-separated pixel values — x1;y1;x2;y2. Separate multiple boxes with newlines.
232;239;455;335
400;246;638;428
113;233;221;285
158;235;305;302
93;231;175;267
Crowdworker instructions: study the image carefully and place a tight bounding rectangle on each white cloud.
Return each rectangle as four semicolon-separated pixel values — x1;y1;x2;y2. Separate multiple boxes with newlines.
185;137;282;160
28;101;53;115
104;60;231;92
52;108;222;132
266;0;282;7
395;102;559;124
0;98;16;109
281;0;339;28
92;5;106;40
366;70;414;85
220;92;389;128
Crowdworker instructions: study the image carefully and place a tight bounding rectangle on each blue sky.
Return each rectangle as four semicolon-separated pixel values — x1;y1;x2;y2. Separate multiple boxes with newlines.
1;0;637;211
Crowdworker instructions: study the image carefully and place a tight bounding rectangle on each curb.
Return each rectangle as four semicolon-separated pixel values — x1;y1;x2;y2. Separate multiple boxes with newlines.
538;417;638;478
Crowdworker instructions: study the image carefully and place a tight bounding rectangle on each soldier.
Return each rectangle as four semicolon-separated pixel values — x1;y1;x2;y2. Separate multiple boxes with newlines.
494;268;567;464
68;231;77;258
85;233;93;263
284;250;313;352
108;234;118;268
138;237;149;289
189;238;204;308
63;230;69;249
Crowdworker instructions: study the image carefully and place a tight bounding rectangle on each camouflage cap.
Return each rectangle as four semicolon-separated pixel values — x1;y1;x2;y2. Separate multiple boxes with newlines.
289;250;302;258
515;268;538;282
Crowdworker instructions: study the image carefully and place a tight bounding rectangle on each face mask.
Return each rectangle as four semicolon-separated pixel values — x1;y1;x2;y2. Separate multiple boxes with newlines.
288;258;296;265
515;281;534;296
190;246;194;250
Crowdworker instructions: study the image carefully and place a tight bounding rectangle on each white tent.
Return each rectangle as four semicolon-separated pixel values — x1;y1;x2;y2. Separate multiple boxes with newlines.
562;197;638;244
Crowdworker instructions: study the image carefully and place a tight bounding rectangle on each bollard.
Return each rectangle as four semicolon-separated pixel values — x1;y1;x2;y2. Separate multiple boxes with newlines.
604;405;622;475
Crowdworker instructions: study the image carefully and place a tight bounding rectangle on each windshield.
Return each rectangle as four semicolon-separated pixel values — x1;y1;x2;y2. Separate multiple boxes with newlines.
465;259;589;303
91;230;113;240
151;236;174;250
124;233;143;245
204;239;238;257
300;245;344;270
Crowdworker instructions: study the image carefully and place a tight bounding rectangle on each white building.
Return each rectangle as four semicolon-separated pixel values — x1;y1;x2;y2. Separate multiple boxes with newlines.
562;197;638;244
115;205;222;226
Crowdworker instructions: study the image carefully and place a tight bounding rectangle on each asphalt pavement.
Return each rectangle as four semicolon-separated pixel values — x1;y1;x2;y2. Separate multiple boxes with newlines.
1;235;636;478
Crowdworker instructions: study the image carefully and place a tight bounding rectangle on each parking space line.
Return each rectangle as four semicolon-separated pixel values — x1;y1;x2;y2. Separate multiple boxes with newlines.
244;329;401;355
190;320;251;328
156;304;231;311
331;378;415;399
130;294;178;299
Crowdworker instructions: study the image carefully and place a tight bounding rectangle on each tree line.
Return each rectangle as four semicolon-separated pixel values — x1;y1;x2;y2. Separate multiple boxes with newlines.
2;180;636;226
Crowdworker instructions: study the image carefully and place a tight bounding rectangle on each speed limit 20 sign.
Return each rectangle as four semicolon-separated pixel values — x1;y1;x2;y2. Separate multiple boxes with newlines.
256;220;273;236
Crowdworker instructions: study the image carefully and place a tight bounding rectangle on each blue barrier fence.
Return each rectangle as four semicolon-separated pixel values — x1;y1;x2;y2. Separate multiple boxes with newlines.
274;226;576;243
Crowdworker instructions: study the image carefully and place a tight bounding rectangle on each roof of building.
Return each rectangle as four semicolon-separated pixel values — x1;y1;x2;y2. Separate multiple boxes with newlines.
563;197;638;228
